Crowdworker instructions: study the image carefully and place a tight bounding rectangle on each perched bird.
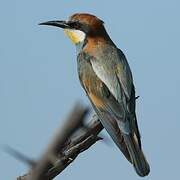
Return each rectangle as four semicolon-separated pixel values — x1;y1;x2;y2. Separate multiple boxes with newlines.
40;13;150;176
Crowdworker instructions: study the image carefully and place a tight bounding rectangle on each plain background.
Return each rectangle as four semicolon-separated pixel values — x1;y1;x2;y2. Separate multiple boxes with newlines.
0;0;179;179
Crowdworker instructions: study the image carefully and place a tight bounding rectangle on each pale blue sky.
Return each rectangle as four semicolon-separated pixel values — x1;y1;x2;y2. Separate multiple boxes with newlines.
0;0;180;179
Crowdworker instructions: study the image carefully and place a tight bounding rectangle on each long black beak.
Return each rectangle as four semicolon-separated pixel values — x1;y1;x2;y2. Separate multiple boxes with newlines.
39;20;70;29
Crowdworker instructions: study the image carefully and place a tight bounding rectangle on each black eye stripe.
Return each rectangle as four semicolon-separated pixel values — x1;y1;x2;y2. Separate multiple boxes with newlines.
68;21;81;28
67;21;89;33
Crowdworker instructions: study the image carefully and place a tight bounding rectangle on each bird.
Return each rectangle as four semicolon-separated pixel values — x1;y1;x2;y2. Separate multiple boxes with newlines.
39;13;150;177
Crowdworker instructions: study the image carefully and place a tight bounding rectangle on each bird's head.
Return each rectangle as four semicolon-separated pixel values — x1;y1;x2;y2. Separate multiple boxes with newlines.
39;13;106;45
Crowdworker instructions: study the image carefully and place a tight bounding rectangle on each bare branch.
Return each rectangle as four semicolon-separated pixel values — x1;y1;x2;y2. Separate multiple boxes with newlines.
3;145;36;167
46;117;103;179
28;103;88;180
16;104;103;180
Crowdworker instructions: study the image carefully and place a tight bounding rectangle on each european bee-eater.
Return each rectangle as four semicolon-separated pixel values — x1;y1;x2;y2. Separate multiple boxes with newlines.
40;13;150;176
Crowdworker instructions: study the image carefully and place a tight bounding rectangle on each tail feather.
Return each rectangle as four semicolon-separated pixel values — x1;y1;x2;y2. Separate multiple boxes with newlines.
89;99;150;176
123;133;150;177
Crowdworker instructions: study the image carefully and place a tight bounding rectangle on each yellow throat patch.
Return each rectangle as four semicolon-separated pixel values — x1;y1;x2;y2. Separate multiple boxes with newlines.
64;29;86;44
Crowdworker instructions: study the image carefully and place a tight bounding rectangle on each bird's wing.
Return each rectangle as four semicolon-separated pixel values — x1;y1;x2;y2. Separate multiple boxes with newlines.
78;51;150;176
116;48;133;100
90;47;133;103
90;47;140;136
89;97;131;162
117;49;141;144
